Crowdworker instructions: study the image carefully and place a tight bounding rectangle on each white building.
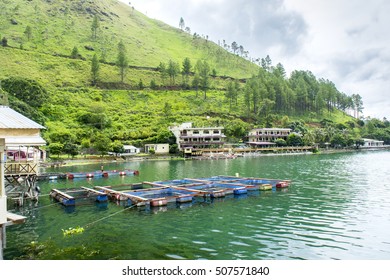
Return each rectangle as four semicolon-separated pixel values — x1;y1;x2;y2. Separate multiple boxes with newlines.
121;145;140;156
169;122;226;153
362;138;384;147
144;143;169;154
247;128;291;147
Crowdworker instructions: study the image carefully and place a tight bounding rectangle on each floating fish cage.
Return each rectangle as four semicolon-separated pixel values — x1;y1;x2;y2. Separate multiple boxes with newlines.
50;187;108;206
66;169;139;180
49;175;290;209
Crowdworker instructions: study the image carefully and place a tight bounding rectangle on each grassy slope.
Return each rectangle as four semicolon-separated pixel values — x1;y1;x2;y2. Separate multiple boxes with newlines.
0;0;258;82
1;0;355;146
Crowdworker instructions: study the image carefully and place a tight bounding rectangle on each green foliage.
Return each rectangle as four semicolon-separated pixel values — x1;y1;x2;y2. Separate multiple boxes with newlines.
287;133;303;146
16;240;101;260
117;40;128;83
63;143;80;158
92;132;111;155
7;94;46;124
169;144;178;154
1;37;7;47
91;54;100;85
223;119;249;140
71;46;79;59
62;226;85;236
1;77;48;108
275;138;287;147
0;87;8;105
0;0;376;155
91;15;100;40
111;140;124;154
48;142;64;158
195;59;211;99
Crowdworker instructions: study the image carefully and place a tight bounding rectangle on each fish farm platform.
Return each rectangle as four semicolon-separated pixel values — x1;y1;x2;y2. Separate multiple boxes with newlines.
39;169;139;180
50;175;290;208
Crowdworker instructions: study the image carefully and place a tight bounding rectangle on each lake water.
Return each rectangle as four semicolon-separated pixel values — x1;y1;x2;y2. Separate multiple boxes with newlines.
4;150;390;260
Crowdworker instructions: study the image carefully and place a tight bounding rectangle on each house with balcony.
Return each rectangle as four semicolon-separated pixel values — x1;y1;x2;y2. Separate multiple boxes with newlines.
247;128;291;147
169;122;226;155
0;106;46;176
1;106;46;259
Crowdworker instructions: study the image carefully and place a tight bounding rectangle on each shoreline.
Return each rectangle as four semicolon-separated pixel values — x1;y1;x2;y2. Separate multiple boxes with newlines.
42;146;390;168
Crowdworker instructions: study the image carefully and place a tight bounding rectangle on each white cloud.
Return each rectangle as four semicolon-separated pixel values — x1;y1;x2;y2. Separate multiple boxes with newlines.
125;0;390;119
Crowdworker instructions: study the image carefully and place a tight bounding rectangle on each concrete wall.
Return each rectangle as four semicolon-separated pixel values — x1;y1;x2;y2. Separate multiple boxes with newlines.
0;128;41;138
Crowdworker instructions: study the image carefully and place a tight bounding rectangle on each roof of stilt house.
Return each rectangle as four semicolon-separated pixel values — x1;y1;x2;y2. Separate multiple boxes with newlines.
0;106;45;129
0;106;46;146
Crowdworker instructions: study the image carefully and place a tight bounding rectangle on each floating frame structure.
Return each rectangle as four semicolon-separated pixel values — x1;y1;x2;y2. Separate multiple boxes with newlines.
50;187;108;206
50;175;291;208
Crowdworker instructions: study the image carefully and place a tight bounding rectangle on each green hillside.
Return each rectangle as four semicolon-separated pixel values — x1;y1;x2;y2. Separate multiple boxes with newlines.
3;0;387;157
0;0;257;82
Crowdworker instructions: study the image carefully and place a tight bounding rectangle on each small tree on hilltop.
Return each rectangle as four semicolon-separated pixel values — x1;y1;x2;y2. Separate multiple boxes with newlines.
179;17;185;30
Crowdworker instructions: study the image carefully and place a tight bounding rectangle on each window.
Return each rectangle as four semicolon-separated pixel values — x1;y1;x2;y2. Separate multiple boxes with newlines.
203;130;210;134
193;130;199;134
213;130;220;134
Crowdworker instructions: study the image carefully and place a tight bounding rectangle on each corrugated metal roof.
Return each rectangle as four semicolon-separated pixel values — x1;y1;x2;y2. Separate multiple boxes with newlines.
5;136;46;146
0;106;45;129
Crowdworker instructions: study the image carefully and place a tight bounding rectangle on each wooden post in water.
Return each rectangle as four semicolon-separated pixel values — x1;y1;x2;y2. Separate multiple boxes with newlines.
0;138;7;260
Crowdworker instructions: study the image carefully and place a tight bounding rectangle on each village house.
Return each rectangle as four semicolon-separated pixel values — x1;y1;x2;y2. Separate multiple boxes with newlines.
169;122;226;155
246;128;291;148
362;138;384;148
144;143;169;154
121;145;140;156
1;106;46;259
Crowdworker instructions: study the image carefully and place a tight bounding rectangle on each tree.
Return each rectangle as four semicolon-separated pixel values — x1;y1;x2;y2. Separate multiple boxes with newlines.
138;79;144;89
261;55;272;71
167;59;180;85
158;62;168;86
352;93;364;119
91;54;100;85
163;102;172;118
1;37;8;47
192;73;200;97
195;60;210;99
24;25;32;41
287;133;303;146
48;142;64;158
111;140;124;154
330;134;346;148
231;41;238;54
117;40;128;83
179;17;185;30
150;79;157;89
275;139;287;147
225;80;235;110
91;15;100;40
63;143;79;158
93;133;111;156
182;57;192;87
71;46;79;59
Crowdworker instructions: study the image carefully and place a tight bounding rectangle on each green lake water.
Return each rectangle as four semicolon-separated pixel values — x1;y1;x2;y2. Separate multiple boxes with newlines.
4;150;390;260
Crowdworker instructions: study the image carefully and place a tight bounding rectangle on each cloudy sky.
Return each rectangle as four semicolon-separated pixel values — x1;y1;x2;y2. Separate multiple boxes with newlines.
126;0;389;119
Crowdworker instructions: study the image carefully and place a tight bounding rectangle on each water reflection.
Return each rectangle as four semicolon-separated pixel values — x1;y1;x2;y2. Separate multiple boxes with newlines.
4;151;390;259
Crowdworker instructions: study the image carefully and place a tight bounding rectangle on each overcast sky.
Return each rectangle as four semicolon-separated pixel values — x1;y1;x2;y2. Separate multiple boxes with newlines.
125;0;389;119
